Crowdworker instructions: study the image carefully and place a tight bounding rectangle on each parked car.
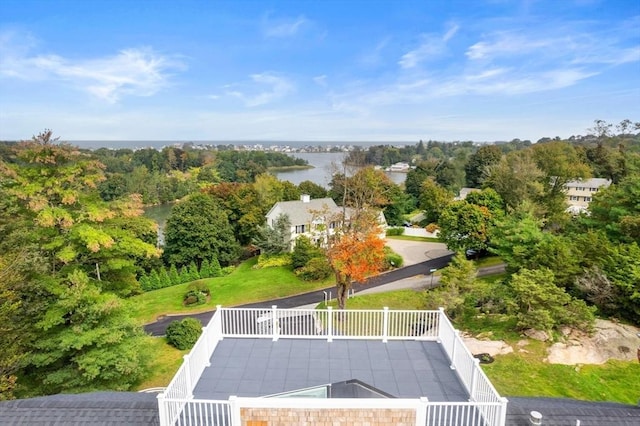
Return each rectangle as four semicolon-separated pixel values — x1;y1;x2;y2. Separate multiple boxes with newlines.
465;249;488;260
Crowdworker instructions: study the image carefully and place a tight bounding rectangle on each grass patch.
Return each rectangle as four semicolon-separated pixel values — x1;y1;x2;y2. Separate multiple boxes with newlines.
130;257;334;323
484;352;640;404
386;235;442;243
473;256;504;268
135;336;187;390
320;289;426;310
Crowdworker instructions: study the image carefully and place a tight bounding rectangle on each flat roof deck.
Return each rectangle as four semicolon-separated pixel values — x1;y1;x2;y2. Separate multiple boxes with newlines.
193;338;469;401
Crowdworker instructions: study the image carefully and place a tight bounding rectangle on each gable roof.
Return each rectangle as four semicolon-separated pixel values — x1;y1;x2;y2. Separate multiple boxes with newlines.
266;197;341;226
565;178;612;188
0;391;160;425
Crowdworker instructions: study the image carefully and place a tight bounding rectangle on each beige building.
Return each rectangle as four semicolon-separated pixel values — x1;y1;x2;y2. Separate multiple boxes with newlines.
565;178;612;214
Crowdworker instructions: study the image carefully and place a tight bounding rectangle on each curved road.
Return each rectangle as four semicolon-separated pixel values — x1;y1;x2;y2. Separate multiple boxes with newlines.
144;254;507;336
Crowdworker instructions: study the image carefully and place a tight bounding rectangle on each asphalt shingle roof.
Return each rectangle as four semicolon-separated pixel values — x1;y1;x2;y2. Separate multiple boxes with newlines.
0;391;160;426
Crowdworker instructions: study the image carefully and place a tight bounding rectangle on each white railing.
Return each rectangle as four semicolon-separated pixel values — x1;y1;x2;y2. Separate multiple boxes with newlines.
164;397;502;426
158;311;224;426
219;306;439;342
437;308;507;426
158;306;507;426
160;398;232;426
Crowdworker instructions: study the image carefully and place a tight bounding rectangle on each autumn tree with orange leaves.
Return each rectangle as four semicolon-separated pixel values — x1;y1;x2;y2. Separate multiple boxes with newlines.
326;221;386;309
324;166;388;309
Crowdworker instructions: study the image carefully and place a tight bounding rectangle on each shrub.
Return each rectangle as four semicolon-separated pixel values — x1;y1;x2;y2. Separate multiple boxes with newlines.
255;253;292;269
295;257;332;281
385;227;405;236
183;282;209;306
425;223;439;233
384;249;403;269
291;236;322;269
165;318;203;350
187;281;210;296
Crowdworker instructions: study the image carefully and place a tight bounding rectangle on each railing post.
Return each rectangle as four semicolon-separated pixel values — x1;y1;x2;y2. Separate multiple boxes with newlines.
469;358;480;401
499;397;509;426
183;355;193;397
229;395;241;425
156;393;168;426
271;305;279;341
437;307;445;343
382;307;389;343
450;330;459;369
327;306;333;342
203;326;211;367
216;305;223;336
416;397;429;426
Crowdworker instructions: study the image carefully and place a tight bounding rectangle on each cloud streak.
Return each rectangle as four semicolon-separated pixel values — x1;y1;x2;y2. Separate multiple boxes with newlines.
225;72;295;107
263;15;309;38
399;23;459;69
0;32;184;103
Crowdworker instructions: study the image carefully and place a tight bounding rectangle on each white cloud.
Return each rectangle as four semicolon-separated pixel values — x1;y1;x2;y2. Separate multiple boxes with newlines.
313;75;327;87
0;31;185;103
226;72;294;107
399;23;459;69
263;15;309;38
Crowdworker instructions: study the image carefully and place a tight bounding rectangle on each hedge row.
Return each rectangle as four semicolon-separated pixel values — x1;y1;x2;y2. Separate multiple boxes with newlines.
139;258;222;291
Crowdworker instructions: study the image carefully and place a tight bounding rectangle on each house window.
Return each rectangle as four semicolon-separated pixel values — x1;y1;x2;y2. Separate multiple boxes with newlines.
589;187;597;192
584;196;591;202
569;196;579;201
295;225;305;234
329;221;337;229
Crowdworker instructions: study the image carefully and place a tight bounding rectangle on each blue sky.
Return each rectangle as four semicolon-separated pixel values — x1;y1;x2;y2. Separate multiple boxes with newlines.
0;0;638;143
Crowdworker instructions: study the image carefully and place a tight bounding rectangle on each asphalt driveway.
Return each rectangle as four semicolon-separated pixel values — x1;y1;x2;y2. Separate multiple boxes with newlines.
384;237;453;266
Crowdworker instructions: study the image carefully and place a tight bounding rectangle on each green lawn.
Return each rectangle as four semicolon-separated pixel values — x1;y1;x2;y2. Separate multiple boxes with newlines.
135;336;187;391
320;289;426;310
130;257;334;323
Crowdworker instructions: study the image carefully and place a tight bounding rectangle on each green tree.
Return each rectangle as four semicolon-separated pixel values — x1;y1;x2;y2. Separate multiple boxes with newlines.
298;180;328;199
532;141;591;221
584;175;640;244
405;160;437;200
418;178;454;223
484;149;545;211
164;193;240;267
383;184;414;226
1;133;159;296
465;145;502;188
465;188;505;216
159;267;171;289
199;259;212;279
253;213;292;255
209;257;222;277
438;201;493;252
506;268;594;333
204;182;264;246
291;235;323;269
24;270;149;395
169;264;180;285
187;261;200;281
425;253;477;319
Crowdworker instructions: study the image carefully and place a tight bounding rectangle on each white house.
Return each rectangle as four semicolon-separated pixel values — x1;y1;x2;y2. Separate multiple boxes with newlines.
564;177;611;214
265;195;387;248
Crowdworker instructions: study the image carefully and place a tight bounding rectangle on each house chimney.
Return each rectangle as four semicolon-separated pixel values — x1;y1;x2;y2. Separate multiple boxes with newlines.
301;194;310;203
529;411;542;425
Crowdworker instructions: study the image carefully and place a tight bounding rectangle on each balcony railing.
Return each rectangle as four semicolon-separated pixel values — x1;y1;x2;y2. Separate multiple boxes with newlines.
158;306;507;426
